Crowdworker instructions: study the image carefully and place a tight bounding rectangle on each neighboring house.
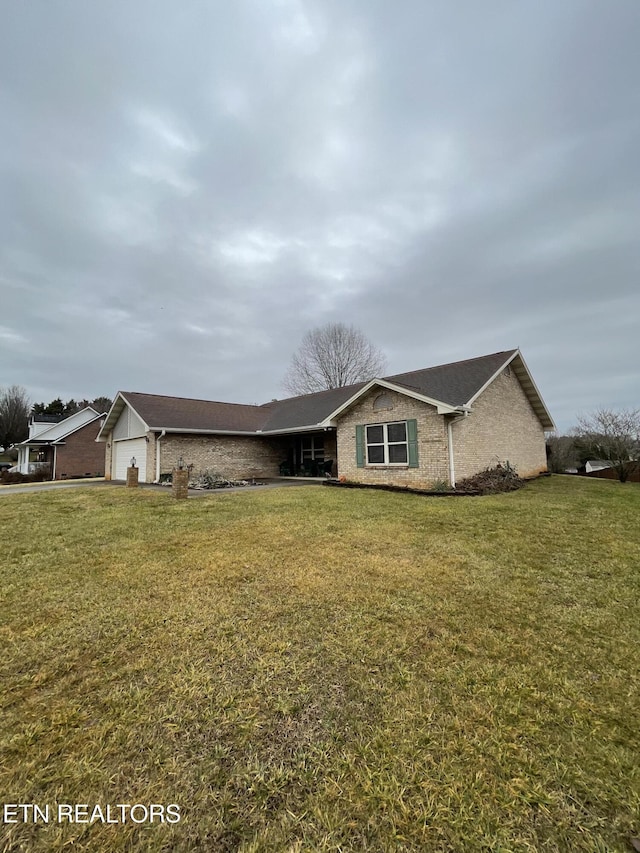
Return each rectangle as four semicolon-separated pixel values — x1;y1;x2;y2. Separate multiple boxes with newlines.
16;408;107;479
97;349;554;488
584;460;612;473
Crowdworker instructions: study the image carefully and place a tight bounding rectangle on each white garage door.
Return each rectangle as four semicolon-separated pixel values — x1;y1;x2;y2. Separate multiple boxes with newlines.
112;438;147;482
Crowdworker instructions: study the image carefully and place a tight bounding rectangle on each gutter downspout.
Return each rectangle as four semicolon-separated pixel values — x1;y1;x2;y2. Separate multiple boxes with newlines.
447;420;456;488
53;446;57;481
155;430;166;483
447;410;470;488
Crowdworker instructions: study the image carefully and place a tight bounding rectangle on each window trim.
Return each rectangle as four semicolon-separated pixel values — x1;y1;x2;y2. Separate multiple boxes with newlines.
365;420;409;466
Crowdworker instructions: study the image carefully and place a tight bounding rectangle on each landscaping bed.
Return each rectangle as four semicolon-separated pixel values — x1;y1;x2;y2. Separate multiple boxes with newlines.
324;479;479;496
325;464;529;496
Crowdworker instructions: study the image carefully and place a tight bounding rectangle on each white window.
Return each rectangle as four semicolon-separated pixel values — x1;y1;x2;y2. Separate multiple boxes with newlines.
301;435;324;463
366;421;408;465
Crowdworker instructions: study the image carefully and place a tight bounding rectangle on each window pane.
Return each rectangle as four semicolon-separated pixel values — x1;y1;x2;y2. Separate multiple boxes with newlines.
366;425;384;444
389;444;408;463
387;422;406;443
367;445;384;464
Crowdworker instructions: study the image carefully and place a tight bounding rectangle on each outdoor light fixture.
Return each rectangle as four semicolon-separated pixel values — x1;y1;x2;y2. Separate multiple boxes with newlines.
177;456;185;470
130;457;137;467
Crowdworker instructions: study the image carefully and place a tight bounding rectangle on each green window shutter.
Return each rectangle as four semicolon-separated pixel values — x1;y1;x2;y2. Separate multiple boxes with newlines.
407;419;419;468
355;425;365;468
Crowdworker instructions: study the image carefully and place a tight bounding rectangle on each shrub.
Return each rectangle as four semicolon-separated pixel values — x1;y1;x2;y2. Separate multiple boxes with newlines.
0;469;50;485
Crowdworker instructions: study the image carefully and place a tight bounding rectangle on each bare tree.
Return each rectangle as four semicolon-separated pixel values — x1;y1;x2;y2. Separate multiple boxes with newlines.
546;433;579;473
0;385;30;450
283;323;387;395
573;408;640;482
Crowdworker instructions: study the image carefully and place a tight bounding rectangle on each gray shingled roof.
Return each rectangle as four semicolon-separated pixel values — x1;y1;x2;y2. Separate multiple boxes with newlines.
109;349;550;436
122;392;270;432
258;383;368;431
385;350;517;407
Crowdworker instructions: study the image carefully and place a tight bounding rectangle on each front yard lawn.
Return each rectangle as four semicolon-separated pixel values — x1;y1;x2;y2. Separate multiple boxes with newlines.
1;477;639;851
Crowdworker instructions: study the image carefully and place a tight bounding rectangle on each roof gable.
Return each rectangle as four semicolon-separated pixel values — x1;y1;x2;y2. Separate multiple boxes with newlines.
385;350;518;407
323;350;554;430
21;408;103;444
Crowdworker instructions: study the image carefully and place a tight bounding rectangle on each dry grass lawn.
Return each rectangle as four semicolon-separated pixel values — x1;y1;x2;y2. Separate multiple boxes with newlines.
1;476;639;851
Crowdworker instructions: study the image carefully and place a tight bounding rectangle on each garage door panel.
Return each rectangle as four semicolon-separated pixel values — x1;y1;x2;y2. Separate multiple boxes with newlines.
113;438;147;481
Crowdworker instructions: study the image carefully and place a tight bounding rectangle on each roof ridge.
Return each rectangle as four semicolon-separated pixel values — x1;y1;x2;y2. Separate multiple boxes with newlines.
264;380;367;406
122;391;263;409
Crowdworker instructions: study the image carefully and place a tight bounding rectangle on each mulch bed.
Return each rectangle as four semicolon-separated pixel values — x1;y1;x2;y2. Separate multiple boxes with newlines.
323;480;480;497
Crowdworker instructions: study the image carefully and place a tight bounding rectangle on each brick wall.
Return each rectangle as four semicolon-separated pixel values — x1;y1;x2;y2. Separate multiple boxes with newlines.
324;432;337;476
55;420;106;479
157;434;290;480
336;388;450;488
452;368;547;481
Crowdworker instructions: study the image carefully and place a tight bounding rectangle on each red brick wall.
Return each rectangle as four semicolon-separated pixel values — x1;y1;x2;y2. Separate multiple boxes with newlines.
55;420;105;479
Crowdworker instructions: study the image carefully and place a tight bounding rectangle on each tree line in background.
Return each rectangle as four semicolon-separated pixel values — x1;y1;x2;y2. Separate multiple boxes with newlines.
31;396;112;418
0;386;112;451
546;409;640;482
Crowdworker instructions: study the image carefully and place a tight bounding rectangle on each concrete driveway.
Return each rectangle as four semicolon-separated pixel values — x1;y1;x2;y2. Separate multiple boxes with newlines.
0;478;110;496
0;477;323;497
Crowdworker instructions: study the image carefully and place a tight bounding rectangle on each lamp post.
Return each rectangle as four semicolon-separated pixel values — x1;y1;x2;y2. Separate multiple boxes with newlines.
126;456;139;488
172;456;189;499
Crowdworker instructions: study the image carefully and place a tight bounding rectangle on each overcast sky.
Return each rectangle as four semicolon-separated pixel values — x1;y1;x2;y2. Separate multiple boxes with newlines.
1;1;638;431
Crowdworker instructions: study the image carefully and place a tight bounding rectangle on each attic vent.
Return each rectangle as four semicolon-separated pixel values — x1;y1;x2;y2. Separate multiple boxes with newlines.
373;392;393;412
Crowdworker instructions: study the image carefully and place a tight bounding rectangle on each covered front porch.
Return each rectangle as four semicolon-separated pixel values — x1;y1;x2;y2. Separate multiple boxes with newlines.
273;428;338;478
16;442;54;477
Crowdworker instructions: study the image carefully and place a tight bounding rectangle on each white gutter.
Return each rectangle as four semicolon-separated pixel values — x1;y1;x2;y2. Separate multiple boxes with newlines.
146;427;259;436
257;424;331;436
143;425;330;437
155;430;166;482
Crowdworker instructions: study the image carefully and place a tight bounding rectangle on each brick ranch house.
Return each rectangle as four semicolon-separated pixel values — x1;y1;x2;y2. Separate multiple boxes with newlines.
16;407;107;479
97;349;554;488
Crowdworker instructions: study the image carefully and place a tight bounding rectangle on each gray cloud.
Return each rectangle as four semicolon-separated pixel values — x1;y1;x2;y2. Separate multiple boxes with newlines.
1;0;638;430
